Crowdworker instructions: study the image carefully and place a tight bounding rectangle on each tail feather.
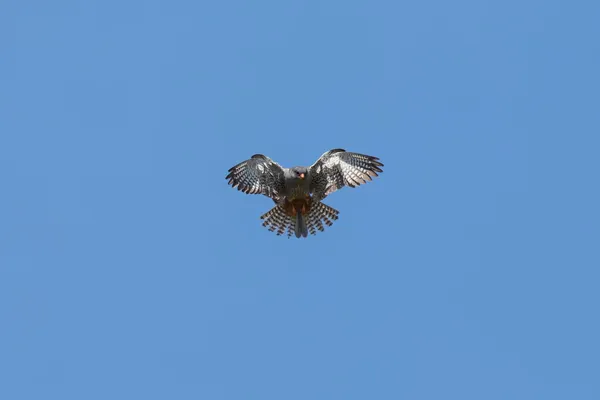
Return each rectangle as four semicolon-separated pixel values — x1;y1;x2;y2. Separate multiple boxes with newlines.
261;206;293;236
295;212;308;238
260;201;340;238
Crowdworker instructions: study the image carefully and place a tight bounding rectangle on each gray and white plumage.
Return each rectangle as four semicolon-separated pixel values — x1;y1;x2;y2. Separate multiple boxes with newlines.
308;149;384;200
225;154;286;201
226;149;384;238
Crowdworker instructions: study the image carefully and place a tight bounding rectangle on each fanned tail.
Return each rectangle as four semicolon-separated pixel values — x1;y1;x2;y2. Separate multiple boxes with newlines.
260;201;340;238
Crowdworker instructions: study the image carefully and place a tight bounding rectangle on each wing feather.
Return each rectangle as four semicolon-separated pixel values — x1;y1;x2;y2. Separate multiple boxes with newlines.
309;149;384;200
226;154;285;201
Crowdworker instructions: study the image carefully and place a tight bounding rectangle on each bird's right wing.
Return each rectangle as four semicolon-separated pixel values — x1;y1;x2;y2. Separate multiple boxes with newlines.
226;154;286;201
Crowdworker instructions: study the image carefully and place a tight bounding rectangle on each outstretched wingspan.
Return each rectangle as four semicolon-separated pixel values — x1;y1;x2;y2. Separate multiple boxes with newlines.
226;154;286;201
309;149;384;201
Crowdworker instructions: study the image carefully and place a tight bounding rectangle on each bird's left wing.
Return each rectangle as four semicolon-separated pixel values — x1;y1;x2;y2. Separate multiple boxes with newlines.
309;149;384;201
226;154;286;201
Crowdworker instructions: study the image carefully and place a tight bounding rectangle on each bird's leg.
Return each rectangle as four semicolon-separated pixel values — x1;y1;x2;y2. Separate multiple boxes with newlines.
283;199;297;217
302;195;312;215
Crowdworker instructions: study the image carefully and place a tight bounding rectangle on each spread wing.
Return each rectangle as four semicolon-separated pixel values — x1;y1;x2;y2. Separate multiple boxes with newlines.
309;149;384;201
226;154;286;201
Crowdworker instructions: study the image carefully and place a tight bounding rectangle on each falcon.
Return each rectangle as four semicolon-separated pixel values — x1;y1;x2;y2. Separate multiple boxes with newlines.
225;149;384;238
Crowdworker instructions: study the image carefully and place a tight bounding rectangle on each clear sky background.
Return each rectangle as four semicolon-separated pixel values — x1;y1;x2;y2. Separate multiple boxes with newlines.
1;0;599;399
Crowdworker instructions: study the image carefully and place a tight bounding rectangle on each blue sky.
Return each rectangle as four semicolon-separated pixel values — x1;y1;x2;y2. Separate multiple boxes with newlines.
1;0;599;399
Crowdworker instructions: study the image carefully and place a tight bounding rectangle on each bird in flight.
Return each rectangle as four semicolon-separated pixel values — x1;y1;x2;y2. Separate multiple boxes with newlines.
226;149;384;238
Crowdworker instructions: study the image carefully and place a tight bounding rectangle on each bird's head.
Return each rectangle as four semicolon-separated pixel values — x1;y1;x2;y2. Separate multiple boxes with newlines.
291;166;308;179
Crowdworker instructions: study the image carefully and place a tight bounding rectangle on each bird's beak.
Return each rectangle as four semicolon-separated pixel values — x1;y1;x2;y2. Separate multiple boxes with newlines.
299;173;305;179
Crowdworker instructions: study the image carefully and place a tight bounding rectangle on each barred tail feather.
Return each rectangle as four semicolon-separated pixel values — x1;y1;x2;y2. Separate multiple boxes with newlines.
260;206;293;237
260;201;340;238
